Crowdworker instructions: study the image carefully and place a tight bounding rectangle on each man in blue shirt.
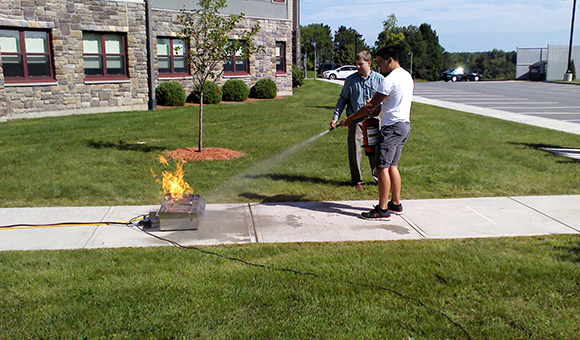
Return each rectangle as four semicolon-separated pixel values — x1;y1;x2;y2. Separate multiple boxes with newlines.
330;51;384;191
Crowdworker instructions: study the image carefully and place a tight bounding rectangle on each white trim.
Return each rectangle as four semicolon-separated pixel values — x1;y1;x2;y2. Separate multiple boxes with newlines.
4;82;58;87
158;76;193;81
84;79;131;85
223;74;251;79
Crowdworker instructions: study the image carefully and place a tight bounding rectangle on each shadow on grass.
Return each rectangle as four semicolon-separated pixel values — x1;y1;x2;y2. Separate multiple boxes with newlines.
510;142;580;164
306;105;336;110
87;140;168;153
555;244;580;264
239;192;366;218
246;173;351;187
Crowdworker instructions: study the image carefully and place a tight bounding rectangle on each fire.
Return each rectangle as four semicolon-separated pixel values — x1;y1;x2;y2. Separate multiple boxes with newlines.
152;155;193;200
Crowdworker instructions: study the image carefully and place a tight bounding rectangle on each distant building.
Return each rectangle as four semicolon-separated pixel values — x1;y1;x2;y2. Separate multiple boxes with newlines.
0;0;300;120
516;45;579;81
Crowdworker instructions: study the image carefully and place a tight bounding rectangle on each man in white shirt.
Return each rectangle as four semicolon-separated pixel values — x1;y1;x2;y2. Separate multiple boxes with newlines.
338;46;414;220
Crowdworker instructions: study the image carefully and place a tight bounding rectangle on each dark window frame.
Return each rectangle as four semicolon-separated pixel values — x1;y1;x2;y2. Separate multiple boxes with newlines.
0;28;55;83
275;41;286;74
83;32;129;81
157;37;189;77
223;40;249;76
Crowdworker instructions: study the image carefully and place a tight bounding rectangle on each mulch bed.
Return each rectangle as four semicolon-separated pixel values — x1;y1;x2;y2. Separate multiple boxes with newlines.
163;147;245;162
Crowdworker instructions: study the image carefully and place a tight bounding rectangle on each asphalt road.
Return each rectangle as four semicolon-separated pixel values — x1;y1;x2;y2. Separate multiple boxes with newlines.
414;81;580;124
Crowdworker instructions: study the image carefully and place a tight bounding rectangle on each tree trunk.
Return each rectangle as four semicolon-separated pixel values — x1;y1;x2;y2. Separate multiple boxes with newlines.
199;90;204;152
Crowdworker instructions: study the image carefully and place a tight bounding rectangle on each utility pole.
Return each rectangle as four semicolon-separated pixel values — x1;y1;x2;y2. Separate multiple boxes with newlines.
313;41;317;79
565;0;577;81
354;33;362;63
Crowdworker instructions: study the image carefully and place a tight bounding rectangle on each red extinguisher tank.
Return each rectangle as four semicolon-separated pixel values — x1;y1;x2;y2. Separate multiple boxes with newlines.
361;117;380;156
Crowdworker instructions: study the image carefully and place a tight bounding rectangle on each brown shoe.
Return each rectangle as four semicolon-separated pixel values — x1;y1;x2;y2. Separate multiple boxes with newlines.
354;184;364;191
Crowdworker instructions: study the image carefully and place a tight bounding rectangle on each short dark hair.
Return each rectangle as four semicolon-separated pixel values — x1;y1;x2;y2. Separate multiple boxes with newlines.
375;46;399;62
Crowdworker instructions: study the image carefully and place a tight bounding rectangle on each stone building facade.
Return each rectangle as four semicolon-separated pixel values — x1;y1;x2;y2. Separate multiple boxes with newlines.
0;0;295;120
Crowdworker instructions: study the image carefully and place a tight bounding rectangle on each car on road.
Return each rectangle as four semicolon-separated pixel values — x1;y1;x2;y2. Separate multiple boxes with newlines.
323;65;358;80
317;63;342;77
439;67;482;82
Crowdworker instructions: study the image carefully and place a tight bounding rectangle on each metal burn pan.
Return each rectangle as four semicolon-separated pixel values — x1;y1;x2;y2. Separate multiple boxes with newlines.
158;194;205;231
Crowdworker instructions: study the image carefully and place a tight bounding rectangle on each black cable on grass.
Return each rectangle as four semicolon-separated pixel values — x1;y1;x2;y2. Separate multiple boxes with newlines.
138;226;472;340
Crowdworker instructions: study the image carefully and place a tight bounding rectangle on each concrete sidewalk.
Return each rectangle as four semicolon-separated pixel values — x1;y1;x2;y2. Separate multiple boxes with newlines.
1;195;579;251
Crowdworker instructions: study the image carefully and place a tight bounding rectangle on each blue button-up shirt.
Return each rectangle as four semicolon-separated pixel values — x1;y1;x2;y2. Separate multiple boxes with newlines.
332;71;384;122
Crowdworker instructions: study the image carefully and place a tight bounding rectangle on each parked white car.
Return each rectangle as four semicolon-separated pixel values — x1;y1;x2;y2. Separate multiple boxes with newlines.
323;65;357;80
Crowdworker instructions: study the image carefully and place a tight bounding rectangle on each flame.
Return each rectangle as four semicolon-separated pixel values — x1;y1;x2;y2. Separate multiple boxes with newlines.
152;155;193;200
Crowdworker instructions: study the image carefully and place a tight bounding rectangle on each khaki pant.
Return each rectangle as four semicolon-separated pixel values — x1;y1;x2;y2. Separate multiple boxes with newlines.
348;120;377;185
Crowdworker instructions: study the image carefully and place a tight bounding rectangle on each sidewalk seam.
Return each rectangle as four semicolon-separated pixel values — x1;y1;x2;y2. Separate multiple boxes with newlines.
81;206;113;249
399;215;427;239
508;197;580;233
247;203;259;243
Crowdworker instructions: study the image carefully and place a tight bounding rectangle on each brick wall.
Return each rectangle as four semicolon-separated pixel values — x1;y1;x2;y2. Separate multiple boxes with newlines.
0;0;149;120
152;8;293;98
0;0;293;121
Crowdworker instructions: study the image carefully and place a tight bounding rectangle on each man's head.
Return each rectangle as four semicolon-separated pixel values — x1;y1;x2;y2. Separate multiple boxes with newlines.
355;50;372;76
375;46;400;74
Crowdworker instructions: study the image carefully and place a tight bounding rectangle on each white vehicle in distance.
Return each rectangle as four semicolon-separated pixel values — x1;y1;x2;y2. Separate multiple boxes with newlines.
323;65;357;80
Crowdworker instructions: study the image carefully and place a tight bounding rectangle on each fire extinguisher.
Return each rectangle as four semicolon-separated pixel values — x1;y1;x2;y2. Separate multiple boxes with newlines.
362;117;380;156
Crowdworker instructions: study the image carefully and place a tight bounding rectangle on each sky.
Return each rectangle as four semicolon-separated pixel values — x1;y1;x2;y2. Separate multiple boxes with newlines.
300;0;579;52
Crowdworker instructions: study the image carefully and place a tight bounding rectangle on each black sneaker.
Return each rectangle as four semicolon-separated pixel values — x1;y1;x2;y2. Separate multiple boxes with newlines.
361;206;391;221
387;201;404;215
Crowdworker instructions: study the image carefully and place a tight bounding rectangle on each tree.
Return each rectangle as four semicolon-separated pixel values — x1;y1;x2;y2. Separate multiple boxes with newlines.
375;14;405;50
442;50;517;80
400;23;443;81
300;24;333;70
333;26;368;65
178;0;261;152
374;14;443;81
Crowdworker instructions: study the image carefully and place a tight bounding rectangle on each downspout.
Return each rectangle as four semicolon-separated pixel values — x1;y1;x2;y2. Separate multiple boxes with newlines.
146;0;157;110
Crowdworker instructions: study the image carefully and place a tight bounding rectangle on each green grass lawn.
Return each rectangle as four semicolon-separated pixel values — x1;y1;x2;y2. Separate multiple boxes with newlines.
1;236;580;339
1;79;580;339
1;79;579;207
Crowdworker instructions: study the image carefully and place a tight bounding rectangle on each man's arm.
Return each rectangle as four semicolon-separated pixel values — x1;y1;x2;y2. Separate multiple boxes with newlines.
338;92;386;127
330;79;352;128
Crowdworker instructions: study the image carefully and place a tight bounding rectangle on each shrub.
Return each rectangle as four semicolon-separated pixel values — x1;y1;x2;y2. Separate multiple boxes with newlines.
222;79;250;102
189;81;222;104
292;65;305;87
250;78;277;99
155;81;186;106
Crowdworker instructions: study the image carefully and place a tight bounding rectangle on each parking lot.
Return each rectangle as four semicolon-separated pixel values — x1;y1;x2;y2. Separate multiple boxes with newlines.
414;81;580;124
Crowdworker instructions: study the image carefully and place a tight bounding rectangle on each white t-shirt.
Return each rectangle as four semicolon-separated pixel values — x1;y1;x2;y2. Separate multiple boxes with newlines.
376;67;414;126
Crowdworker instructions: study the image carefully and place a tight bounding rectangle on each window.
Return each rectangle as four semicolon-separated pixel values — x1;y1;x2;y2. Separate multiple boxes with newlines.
0;28;54;83
83;32;128;80
224;41;248;75
275;41;286;73
157;38;188;76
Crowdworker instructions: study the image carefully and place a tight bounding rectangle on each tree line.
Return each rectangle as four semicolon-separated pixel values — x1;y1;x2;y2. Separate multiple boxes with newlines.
301;14;516;81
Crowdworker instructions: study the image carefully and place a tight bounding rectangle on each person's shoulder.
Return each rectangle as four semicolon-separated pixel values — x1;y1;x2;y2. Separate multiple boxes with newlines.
370;70;384;79
388;67;411;79
345;72;359;81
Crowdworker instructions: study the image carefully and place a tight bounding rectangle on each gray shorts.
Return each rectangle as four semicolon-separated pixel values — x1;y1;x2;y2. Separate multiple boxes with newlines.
375;122;411;168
